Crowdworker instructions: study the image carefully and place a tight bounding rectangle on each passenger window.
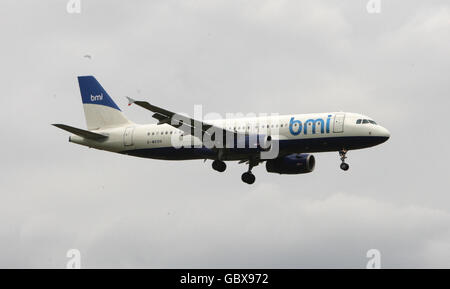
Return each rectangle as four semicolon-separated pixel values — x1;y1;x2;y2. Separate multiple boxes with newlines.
356;119;362;124
362;119;369;124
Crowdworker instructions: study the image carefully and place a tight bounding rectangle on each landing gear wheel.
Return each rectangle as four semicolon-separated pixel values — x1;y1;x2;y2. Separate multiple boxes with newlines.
212;160;226;172
339;149;349;171
340;163;349;171
241;172;256;184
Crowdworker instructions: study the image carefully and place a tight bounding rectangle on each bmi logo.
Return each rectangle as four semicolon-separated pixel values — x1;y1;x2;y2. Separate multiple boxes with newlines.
90;93;103;102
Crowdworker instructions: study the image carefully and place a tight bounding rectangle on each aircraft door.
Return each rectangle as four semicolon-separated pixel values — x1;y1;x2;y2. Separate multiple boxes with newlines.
333;113;345;133
124;127;135;146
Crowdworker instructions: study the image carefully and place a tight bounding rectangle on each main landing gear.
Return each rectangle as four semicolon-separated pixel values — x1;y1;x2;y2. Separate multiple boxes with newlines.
212;159;257;184
339;149;350;171
212;160;227;172
241;160;257;185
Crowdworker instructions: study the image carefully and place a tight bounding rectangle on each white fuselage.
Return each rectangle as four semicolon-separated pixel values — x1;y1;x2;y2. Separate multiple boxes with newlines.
69;112;390;161
56;75;391;184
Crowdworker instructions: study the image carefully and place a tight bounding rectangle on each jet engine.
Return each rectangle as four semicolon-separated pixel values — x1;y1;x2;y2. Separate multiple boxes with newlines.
266;153;315;174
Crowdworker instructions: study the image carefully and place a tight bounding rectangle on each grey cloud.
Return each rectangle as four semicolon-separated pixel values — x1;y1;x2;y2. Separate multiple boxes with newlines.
0;0;449;268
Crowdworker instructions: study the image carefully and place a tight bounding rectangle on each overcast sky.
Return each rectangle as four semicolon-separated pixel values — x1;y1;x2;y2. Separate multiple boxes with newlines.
0;0;449;268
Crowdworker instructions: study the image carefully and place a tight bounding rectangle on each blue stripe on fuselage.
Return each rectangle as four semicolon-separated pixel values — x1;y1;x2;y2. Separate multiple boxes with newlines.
119;136;389;160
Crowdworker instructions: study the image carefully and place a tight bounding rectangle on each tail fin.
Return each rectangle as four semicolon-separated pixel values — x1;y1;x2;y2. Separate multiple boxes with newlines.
78;76;132;130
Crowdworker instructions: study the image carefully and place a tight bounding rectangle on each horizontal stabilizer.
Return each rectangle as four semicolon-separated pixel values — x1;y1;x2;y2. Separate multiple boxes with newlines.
52;124;108;140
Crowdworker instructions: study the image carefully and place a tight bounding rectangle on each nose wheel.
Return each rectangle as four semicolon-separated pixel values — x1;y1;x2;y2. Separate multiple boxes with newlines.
339;149;350;171
340;162;349;171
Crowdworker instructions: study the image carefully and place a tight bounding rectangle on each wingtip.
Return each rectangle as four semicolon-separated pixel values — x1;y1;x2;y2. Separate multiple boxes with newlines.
126;96;136;106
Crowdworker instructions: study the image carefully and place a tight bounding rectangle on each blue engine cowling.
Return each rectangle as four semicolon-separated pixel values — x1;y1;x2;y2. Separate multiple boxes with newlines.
265;153;315;174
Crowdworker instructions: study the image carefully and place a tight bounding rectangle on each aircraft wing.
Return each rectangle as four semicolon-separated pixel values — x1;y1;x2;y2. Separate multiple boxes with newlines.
127;97;227;137
126;97;271;153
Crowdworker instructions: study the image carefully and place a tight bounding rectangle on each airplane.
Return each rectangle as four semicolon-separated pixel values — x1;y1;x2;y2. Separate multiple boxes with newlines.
53;76;390;184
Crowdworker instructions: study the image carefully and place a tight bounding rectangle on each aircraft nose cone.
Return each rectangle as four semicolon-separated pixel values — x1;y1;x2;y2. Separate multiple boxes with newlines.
378;127;390;143
382;127;390;138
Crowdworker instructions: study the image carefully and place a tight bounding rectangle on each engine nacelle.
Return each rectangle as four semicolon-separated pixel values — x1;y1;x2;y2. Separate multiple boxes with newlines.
266;153;315;174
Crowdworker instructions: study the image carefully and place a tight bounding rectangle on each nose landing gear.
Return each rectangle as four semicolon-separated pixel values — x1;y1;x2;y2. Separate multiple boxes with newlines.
339;149;349;171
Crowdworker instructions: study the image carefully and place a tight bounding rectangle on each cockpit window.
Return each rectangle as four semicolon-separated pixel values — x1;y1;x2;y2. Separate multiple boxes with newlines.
356;119;377;125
